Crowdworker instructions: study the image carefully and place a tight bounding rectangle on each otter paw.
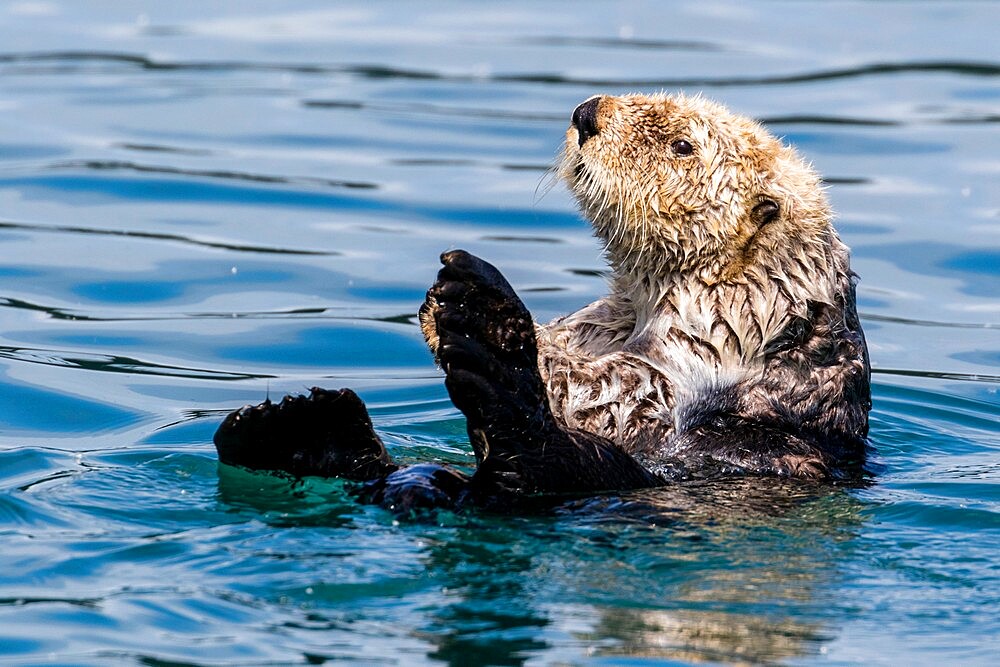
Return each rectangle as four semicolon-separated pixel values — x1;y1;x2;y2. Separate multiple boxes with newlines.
426;250;549;440
420;250;515;360
213;387;397;481
428;249;536;369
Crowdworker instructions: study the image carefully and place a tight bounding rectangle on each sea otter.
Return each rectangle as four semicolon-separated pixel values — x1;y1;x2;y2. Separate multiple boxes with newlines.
214;93;871;511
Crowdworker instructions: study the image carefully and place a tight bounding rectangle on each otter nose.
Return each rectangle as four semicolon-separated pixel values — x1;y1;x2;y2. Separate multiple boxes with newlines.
572;97;602;147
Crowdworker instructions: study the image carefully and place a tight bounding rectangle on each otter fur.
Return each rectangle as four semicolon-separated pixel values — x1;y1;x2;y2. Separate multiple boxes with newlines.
215;93;871;511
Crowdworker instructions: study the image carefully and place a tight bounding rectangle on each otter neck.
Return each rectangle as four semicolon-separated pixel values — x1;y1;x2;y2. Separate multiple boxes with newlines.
593;203;739;287
607;230;845;364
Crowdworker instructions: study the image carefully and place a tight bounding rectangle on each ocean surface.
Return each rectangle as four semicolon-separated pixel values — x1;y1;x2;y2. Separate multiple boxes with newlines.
0;2;997;665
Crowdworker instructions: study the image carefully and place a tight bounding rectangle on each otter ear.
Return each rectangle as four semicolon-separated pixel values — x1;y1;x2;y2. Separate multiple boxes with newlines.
751;199;780;226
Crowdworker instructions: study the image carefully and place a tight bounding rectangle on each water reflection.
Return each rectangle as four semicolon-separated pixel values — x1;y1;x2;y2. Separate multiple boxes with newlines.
412;480;865;664
210;463;866;664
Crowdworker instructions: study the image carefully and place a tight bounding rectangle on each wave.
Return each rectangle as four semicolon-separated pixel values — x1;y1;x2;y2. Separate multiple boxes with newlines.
3;50;997;88
0;343;268;381
49;159;376;191
0;219;332;257
873;367;1000;384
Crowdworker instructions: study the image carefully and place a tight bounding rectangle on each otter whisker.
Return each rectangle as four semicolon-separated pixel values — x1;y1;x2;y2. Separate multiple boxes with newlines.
533;166;560;205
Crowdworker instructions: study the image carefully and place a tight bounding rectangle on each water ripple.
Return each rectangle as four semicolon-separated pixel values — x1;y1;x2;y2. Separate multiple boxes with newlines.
3;50;998;89
873;367;1000;384
52;159;376;191
0;345;268;381
115;143;211;156
515;35;723;52
303;98;564;123
0;220;332;257
862;312;998;330
0;293;424;325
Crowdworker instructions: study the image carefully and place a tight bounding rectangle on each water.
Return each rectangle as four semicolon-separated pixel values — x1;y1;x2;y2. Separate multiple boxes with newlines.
0;1;997;664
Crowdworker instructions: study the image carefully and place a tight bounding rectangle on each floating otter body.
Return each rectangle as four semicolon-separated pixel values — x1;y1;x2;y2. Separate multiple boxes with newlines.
215;94;871;511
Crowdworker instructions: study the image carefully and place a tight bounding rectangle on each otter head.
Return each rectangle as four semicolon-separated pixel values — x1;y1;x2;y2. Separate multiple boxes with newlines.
560;93;833;285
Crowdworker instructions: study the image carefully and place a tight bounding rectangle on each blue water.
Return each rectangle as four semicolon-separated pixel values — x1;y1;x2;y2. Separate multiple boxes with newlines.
1;2;997;664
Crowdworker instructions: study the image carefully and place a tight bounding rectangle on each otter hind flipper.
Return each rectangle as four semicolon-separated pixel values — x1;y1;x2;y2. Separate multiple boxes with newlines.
429;249;546;436
430;250;663;498
213;387;398;481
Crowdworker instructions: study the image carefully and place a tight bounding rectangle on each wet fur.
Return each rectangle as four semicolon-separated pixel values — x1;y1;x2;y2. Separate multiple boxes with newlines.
215;93;871;511
428;93;870;479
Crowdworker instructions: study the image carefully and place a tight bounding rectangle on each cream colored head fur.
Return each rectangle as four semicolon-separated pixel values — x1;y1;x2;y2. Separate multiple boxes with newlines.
560;93;834;287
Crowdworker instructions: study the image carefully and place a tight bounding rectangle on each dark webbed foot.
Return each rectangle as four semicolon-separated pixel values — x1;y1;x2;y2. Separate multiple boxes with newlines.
427;250;662;497
214;387;398;480
427;249;547;435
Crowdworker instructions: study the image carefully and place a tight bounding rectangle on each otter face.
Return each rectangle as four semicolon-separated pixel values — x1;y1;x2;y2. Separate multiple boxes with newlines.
560;93;830;281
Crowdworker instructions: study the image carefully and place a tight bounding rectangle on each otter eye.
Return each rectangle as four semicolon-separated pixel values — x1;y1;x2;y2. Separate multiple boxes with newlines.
671;139;694;156
752;199;780;225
